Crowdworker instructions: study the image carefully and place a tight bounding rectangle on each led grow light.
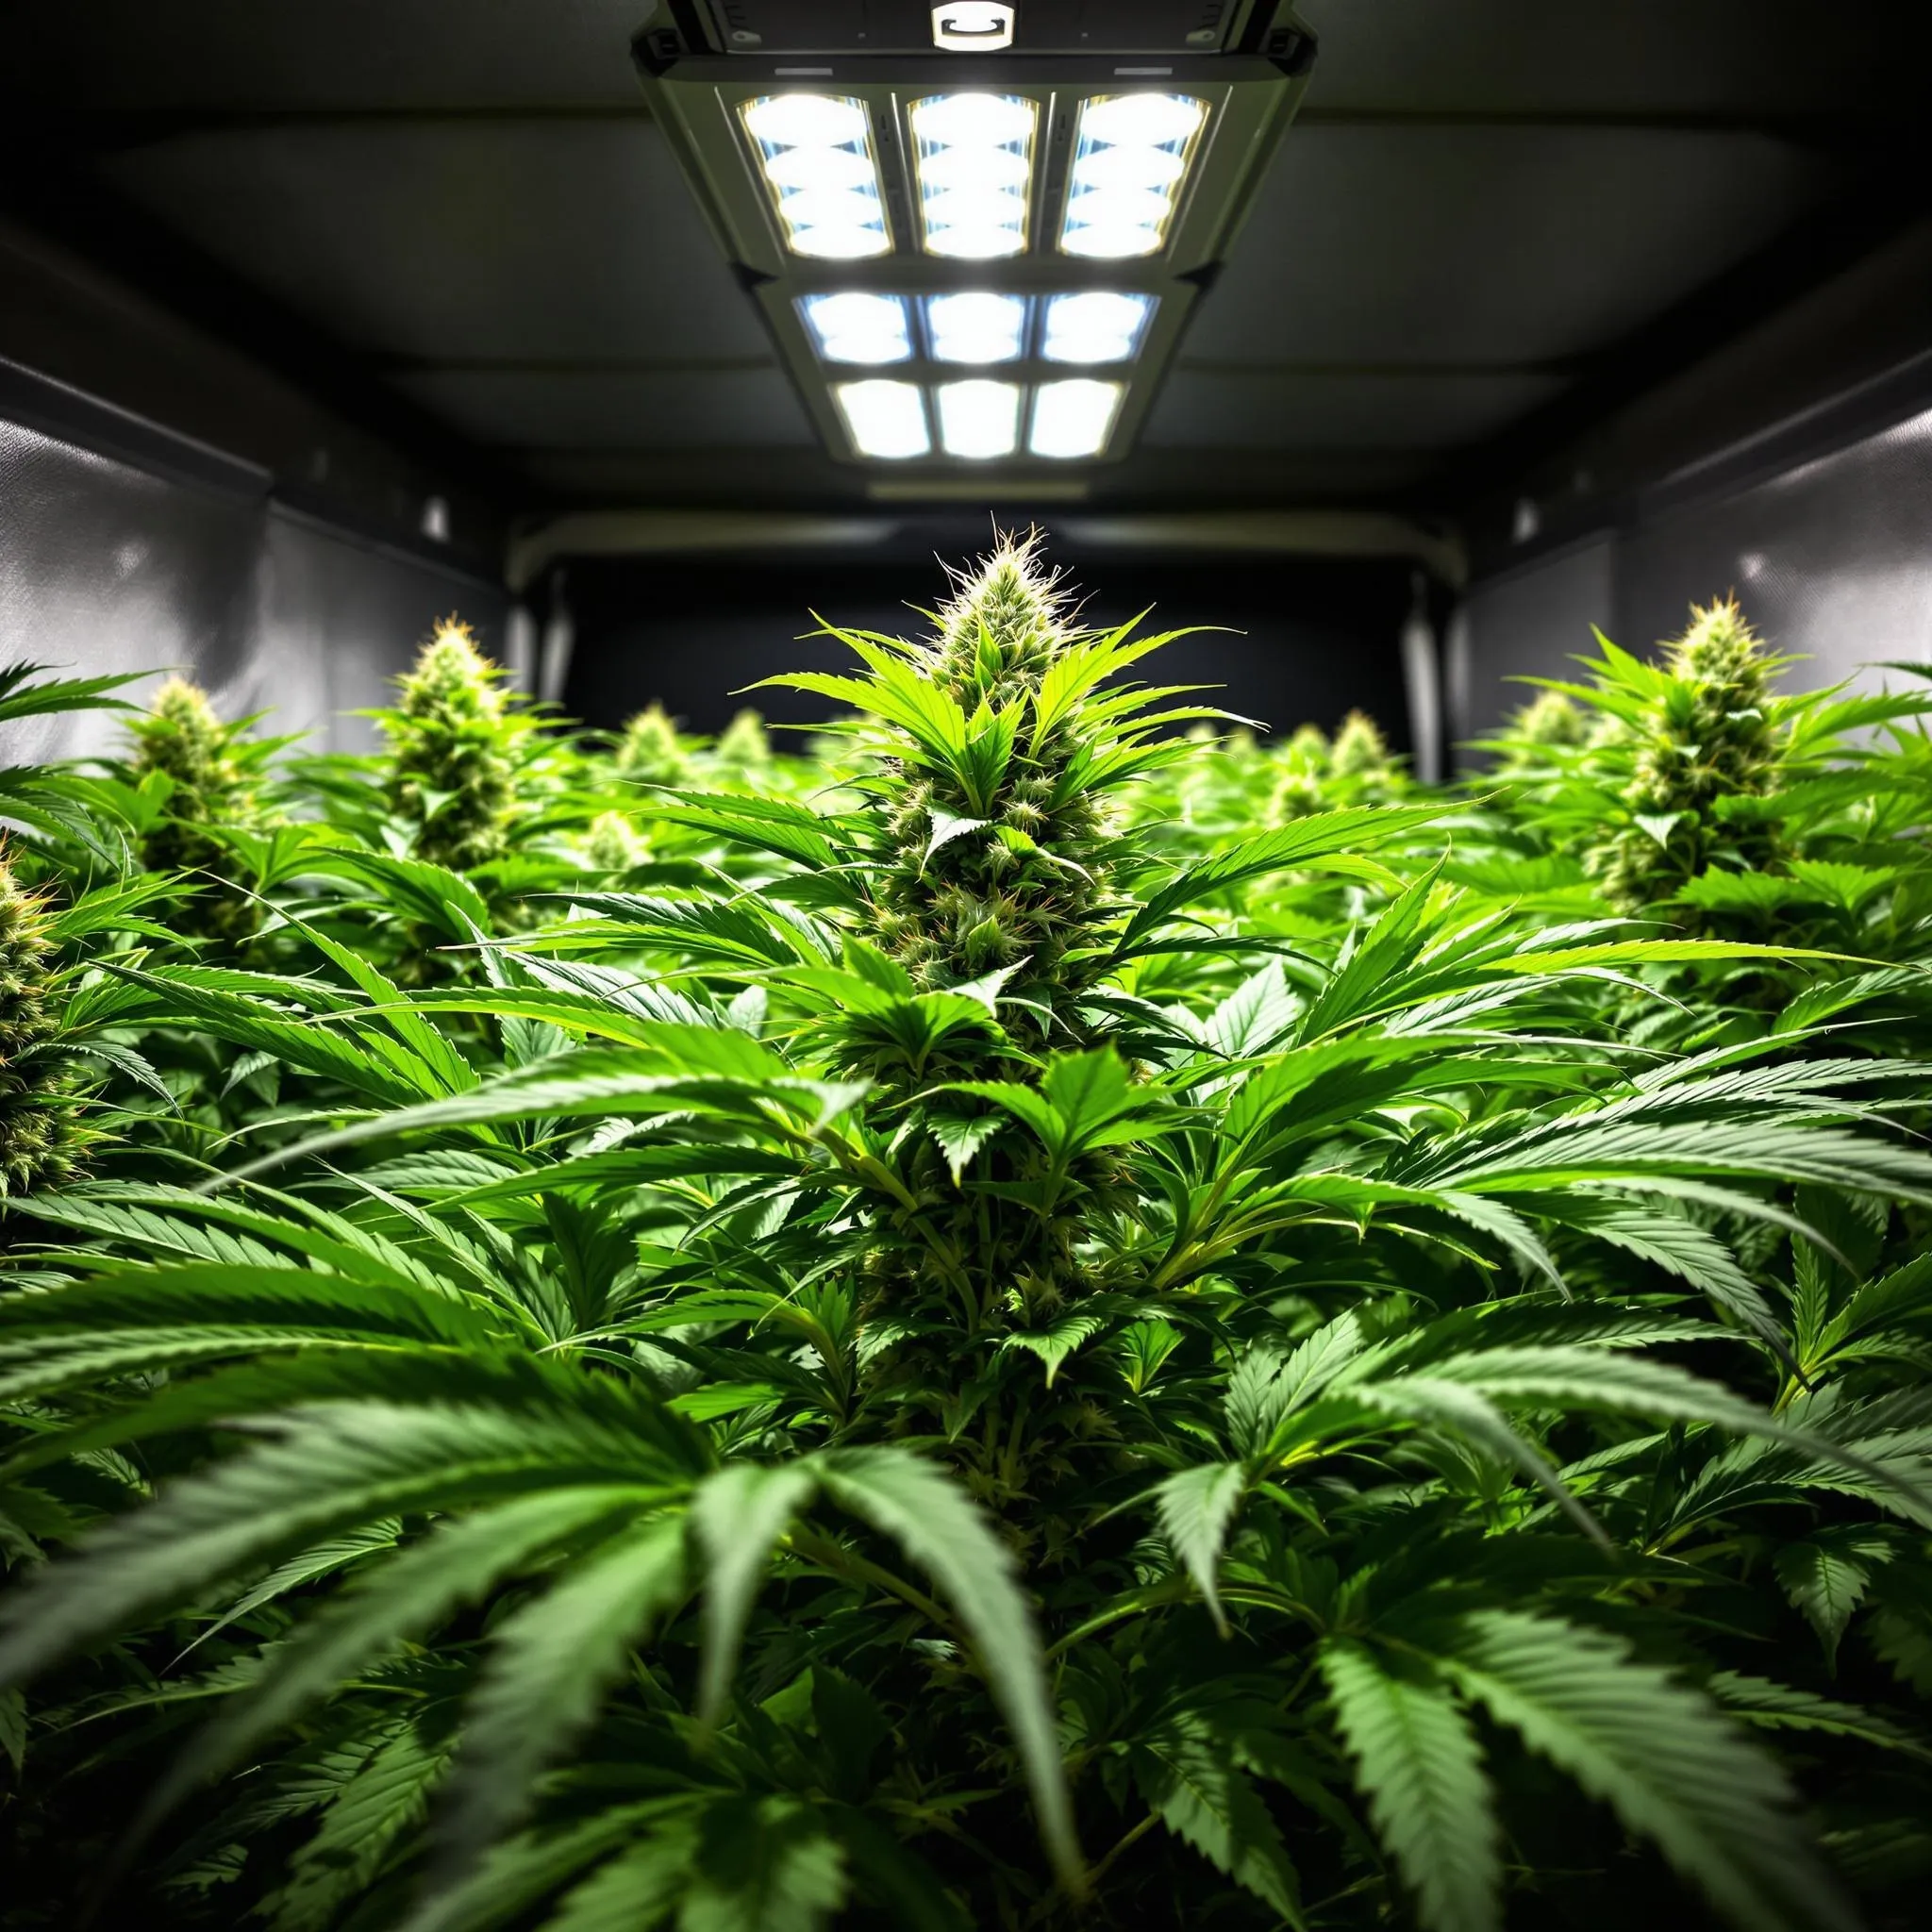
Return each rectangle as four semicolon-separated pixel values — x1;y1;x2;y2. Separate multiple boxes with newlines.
742;93;891;259
924;292;1027;364
1041;291;1156;364
638;19;1320;472
835;380;929;458
1029;378;1124;458
799;292;912;365
910;92;1037;259
1060;92;1208;258
937;380;1022;458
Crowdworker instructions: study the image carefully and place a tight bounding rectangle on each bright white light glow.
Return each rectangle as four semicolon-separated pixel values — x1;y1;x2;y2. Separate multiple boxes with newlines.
763;145;875;192
800;292;911;365
1079;94;1207;147
924;292;1027;363
1041;291;1156;363
937;379;1021;458
1028;378;1123;458
911;92;1036;259
744;95;868;146
742;93;891;260
836;380;930;458
1060;92;1207;259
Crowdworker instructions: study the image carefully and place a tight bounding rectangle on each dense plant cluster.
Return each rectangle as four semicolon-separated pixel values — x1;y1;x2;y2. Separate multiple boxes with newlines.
2;557;1931;1932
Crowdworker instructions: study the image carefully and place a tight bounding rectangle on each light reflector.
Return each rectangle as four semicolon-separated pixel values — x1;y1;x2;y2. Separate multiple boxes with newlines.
742;93;890;259
924;292;1027;364
1041;291;1157;364
835;380;929;458
937;379;1021;458
1028;378;1124;458
799;292;911;365
1061;92;1208;258
911;92;1037;260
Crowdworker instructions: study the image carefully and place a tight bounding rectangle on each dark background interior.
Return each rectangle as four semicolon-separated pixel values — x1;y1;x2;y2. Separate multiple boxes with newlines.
559;549;1416;743
1;2;1928;755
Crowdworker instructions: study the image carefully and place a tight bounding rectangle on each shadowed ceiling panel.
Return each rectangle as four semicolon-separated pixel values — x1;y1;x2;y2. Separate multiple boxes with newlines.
1145;369;1565;449
1303;0;1932;116
97;122;764;362
390;369;814;449
0;0;1920;519
2;0;649;110
12;0;1921;118
515;445;1441;506
1191;125;1836;366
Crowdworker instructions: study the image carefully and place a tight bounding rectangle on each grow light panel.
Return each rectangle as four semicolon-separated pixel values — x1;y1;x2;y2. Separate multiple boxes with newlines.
924;292;1028;364
937;380;1023;458
835;380;929;458
799;292;912;365
910;92;1038;259
1041;291;1157;364
636;16;1320;474
1029;378;1124;458
1060;93;1208;258
741;93;891;259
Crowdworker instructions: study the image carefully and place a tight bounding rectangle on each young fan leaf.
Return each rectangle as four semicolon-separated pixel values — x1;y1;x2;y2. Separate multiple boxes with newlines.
1323;1641;1500;1932
1441;1610;1854;1932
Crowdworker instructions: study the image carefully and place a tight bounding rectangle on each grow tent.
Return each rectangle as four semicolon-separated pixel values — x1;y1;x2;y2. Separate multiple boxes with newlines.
3;5;1932;1931
3;0;1928;762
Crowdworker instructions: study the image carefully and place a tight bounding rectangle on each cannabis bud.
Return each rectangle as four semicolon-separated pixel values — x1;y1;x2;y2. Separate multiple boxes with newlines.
0;860;83;1196
581;809;646;875
125;677;264;943
1592;597;1786;913
614;703;690;786
1328;708;1391;779
386;620;524;873
870;535;1118;1051
1269;723;1330;822
712;708;773;772
1507;691;1586;753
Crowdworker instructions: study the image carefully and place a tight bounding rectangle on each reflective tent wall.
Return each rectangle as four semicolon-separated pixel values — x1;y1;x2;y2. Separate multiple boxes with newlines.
1452;222;1932;751
1;4;1929;767
0;216;508;763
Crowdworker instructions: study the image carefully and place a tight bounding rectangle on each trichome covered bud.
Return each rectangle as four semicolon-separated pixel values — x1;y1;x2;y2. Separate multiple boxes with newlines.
386;619;524;873
125;677;264;943
0;860;83;1196
1592;597;1787;911
870;534;1119;1049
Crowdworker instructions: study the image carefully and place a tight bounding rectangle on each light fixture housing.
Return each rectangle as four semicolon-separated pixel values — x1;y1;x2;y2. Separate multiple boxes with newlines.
636;4;1318;477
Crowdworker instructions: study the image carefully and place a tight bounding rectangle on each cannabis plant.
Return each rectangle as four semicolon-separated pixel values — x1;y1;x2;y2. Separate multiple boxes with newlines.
1493;600;1932;977
120;676;271;943
614;701;691;786
5;550;1932;1932
579;808;647;875
1490;689;1587;777
383;620;528;872
0;861;83;1196
1266;721;1332;820
712;705;772;774
1587;597;1789;910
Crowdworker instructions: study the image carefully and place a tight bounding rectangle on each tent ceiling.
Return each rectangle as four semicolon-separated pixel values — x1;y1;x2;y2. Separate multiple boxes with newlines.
3;1;1925;518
